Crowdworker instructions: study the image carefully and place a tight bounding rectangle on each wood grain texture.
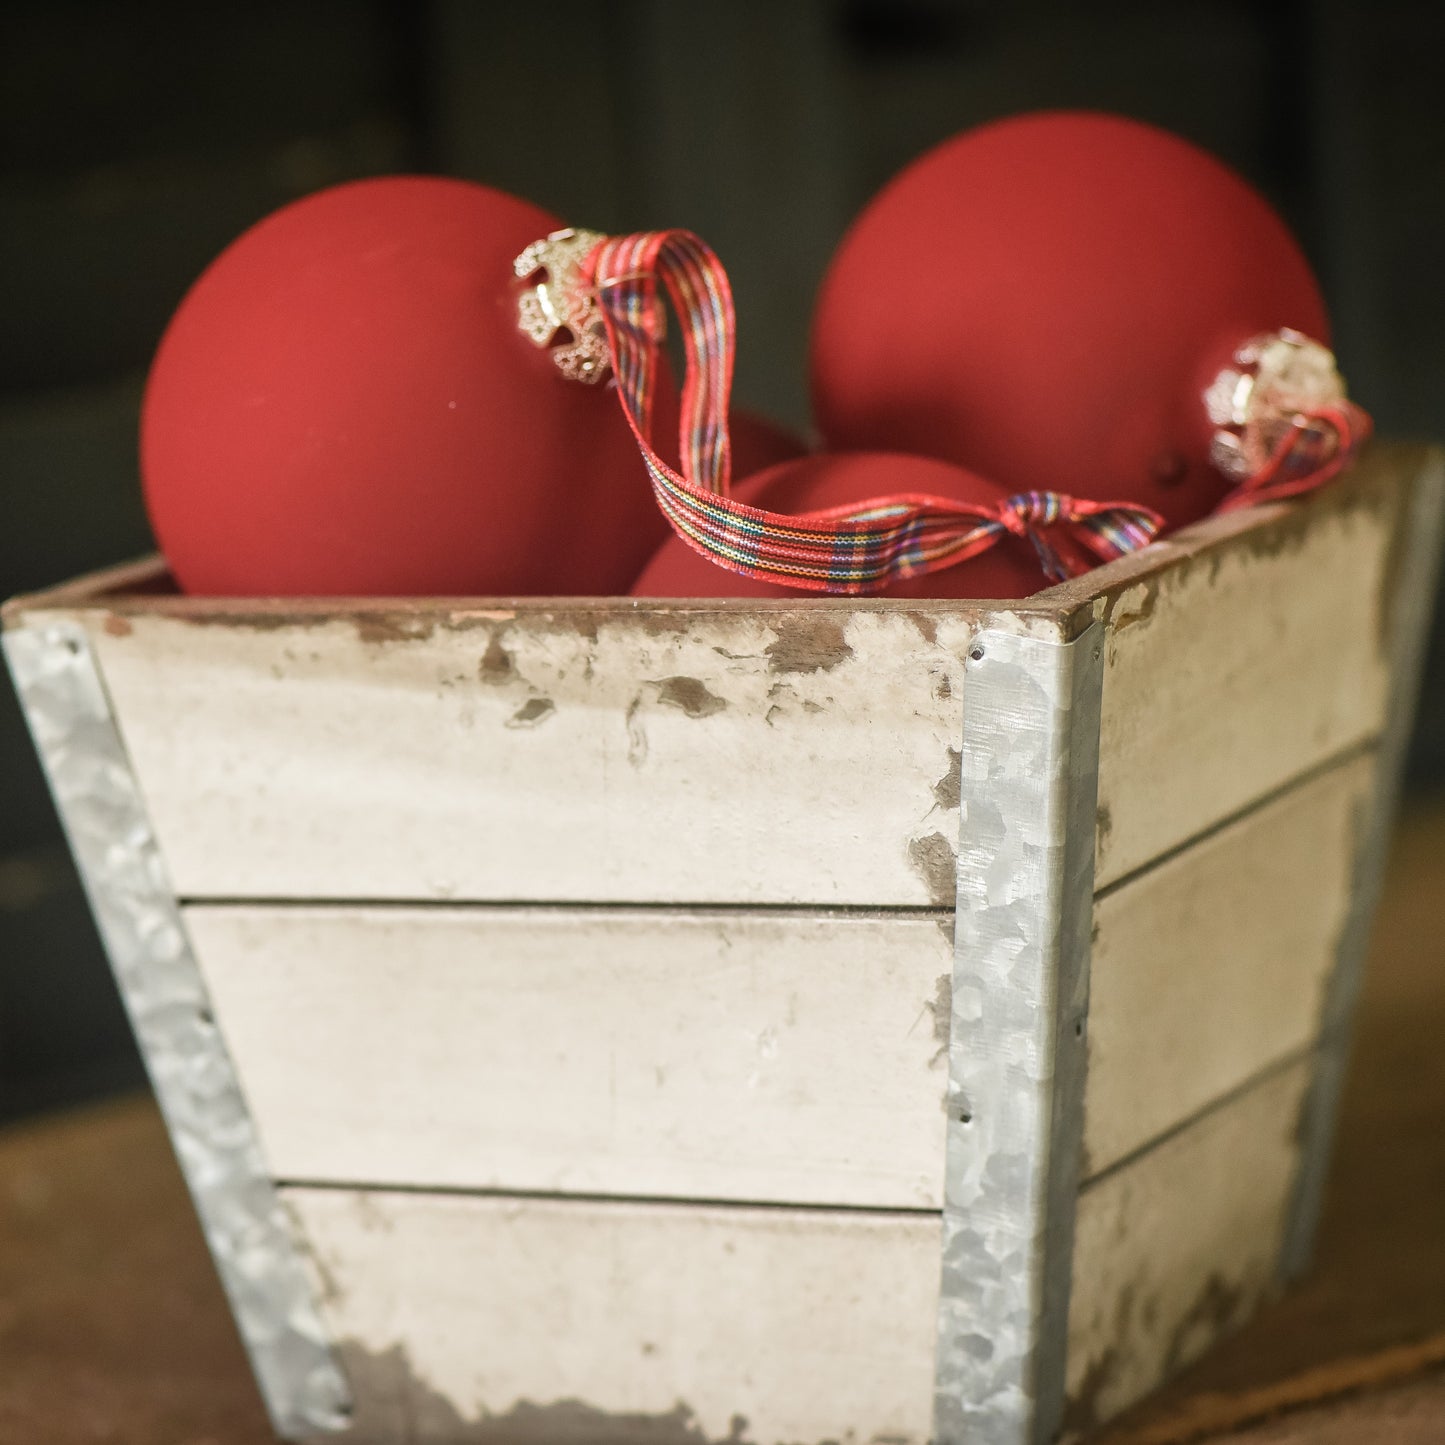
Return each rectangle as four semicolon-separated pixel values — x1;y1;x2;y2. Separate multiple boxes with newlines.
189;906;955;1209
4;447;1430;914
187;754;1368;1210
1065;1059;1315;1438
1082;752;1373;1180
86;606;977;907
283;1188;942;1445
4;799;1444;1445
1091;456;1413;889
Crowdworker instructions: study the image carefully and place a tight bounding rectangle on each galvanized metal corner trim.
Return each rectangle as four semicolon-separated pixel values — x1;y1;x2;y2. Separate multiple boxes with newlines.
1280;450;1445;1280
934;621;1105;1445
2;619;352;1439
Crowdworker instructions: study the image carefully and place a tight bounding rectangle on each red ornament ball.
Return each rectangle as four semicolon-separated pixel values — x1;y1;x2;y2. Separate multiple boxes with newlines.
630;452;1048;599
810;112;1329;530
729;408;810;479
141;176;666;596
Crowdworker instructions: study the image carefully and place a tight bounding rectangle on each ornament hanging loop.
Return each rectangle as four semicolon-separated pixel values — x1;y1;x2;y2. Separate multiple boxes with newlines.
1205;328;1373;509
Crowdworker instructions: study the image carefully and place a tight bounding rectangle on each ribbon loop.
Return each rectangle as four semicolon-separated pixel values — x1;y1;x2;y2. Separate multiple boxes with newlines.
518;234;1370;593
1216;400;1373;512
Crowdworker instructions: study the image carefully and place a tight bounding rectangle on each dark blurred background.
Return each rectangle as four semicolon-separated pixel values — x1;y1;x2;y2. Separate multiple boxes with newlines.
2;0;1442;1123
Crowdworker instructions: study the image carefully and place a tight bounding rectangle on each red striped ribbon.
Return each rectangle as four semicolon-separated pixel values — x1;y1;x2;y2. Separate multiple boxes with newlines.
1216;401;1374;514
575;229;1162;591
521;227;1371;591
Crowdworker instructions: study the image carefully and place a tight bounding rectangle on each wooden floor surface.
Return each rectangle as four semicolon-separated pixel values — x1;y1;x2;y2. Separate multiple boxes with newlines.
1;799;1442;1445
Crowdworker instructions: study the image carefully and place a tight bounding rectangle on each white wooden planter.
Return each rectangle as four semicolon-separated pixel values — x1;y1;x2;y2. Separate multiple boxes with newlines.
5;443;1443;1445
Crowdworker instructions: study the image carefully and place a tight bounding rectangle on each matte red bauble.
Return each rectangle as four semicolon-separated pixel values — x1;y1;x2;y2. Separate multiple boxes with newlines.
810;112;1329;529
141;176;667;596
630;453;1047;600
729;408;810;479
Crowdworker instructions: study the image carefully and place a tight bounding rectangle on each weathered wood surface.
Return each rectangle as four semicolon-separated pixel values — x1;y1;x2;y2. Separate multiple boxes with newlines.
187;752;1366;1209
3;445;1429;912
1065;1058;1315;1438
85;605;979;907
1081;752;1372;1180
1089;449;1423;889
191;906;956;1209
5;800;1445;1445
283;1189;943;1445
273;1056;1313;1443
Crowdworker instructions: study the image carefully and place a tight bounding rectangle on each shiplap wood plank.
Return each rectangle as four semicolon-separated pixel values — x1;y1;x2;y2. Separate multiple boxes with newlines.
280;1057;1313;1444
1082;752;1373;1180
1064;1058;1314;1438
1092;462;1408;889
88;606;976;907
282;1190;942;1445
2;447;1429;911
191;907;955;1209
188;754;1365;1210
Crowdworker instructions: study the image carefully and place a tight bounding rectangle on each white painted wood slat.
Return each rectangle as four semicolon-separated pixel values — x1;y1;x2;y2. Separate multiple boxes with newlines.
191;752;1364;1210
192;907;956;1209
1092;470;1403;888
1;446;1424;913
1065;1059;1314;1436
284;1189;943;1445
91;607;974;908
276;1056;1312;1444
1082;751;1372;1179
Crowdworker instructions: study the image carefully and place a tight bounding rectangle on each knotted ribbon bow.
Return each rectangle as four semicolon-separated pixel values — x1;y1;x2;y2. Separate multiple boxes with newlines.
517;227;1367;592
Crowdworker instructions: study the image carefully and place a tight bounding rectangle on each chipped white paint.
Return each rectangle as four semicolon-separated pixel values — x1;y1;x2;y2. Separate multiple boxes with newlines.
1083;752;1373;1179
86;607;972;907
3;446;1437;1444
189;906;954;1208
285;1189;943;1445
1094;480;1399;888
1064;1059;1314;1437
185;753;1367;1218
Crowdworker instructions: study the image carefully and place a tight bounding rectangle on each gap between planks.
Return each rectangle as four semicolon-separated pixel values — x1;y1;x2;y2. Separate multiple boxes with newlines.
175;737;1379;917
274;1176;945;1218
1091;738;1378;905
1078;1043;1319;1195
270;1045;1318;1217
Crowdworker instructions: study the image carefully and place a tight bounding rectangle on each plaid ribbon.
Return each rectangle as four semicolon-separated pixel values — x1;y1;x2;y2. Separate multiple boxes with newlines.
573;229;1162;592
1216;400;1373;514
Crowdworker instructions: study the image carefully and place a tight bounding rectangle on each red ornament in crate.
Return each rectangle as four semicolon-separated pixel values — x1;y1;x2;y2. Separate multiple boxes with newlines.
631;452;1048;599
810;111;1334;529
141;177;666;597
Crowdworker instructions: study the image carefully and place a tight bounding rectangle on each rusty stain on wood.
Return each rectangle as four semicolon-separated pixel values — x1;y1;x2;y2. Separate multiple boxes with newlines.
764;615;854;675
506;698;555;729
908;612;939;646
932;749;962;812
926;972;951;1067
654;676;727;719
1065;1285;1140;1437
102;614;133;638
1065;1343;1122;1439
1096;803;1114;857
625;694;649;768
1162;1273;1247;1380
907;831;957;907
355;614;437;646
1106;582;1159;634
334;1339;754;1445
478;633;517;685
